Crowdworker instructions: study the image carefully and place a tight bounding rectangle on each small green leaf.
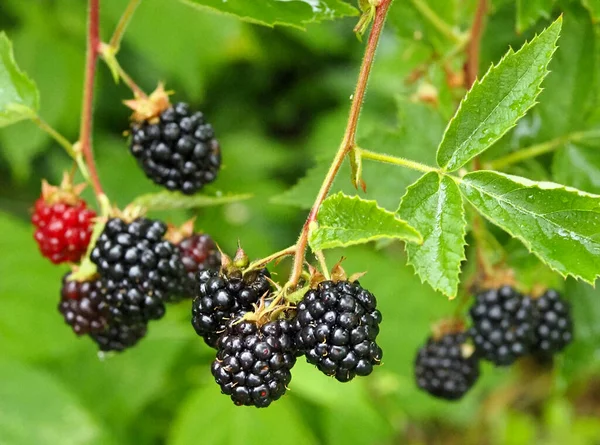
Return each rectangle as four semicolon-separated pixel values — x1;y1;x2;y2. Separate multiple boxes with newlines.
459;170;600;283
397;172;466;297
516;0;556;32
436;17;562;171
180;0;357;29
0;32;39;127
309;193;422;251
132;191;252;211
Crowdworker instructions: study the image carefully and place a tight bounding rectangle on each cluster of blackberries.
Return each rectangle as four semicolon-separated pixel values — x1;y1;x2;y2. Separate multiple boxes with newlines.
193;273;383;408
58;217;220;352
414;285;573;401
129;101;221;195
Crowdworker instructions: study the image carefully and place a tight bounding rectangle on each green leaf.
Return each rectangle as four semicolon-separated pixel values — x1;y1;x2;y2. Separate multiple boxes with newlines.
180;0;357;29
309;192;422;251
0;32;39;127
459;170;600;283
516;0;556;32
0;358;111;445
397;172;466;297
436;17;562;171
132;190;252;211
168;385;316;445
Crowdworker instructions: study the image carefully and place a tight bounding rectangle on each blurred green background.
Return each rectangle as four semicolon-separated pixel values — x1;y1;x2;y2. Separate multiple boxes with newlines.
1;0;600;444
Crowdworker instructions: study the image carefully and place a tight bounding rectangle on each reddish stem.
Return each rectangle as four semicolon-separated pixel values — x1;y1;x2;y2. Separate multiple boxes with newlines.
79;0;105;199
287;0;393;287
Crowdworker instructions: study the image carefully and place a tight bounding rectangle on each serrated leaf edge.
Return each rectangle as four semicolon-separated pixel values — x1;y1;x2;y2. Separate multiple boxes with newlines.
460;170;600;284
436;16;562;171
0;32;39;116
398;172;467;297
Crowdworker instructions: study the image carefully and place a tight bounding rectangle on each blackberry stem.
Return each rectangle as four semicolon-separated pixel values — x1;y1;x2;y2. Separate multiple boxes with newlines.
360;149;438;173
79;0;106;203
108;0;143;51
288;0;393;287
245;245;296;273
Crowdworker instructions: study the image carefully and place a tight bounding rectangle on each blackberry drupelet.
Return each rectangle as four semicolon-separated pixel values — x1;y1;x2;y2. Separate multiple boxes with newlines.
130;102;221;194
415;332;480;400
469;285;536;366
90;217;186;321
211;319;297;407
532;289;573;357
178;233;221;297
91;319;148;352
192;268;271;347
295;280;383;382
58;273;108;336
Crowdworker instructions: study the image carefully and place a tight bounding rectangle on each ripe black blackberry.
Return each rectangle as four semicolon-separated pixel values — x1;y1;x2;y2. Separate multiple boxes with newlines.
129;102;221;195
532;289;573;357
211;319;297;407
91;319;148;352
192;268;271;347
415;332;480;400
295;280;383;382
58;273;108;336
178;233;221;298
469;285;536;366
90;217;186;321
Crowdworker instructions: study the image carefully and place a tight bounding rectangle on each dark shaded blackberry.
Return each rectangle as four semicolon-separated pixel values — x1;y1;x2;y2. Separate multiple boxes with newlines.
58;273;108;336
415;332;480;400
90;217;186;321
295;280;383;382
130;102;221;195
532;289;573;357
211;319;297;407
192;268;271;348
178;233;221;298
91;319;148;352
469;285;536;366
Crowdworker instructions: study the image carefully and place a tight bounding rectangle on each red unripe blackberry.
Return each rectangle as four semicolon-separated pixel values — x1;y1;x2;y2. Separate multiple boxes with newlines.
415;332;480;400
295;280;383;382
91;217;186;321
129;102;221;195
192;268;271;348
32;195;96;264
91;319;148;352
177;233;221;298
532;289;573;357
211;319;297;407
58;273;108;336
469;286;536;366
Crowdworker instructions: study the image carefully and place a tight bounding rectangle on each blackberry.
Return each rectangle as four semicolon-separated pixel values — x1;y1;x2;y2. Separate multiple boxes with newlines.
90;217;186;321
415;332;480;400
58;273;108;336
295;280;383;382
532;289;573;357
192;268;271;347
91;319;148;352
178;233;221;298
130;102;221;195
469;285;536;366
211;319;297;407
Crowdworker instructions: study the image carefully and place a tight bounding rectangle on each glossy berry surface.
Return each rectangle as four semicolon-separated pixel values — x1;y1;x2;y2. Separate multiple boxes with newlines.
295;280;383;382
415;332;480;400
211;320;297;407
469;286;536;366
58;273;108;336
91;319;148;352
32;199;96;264
192;268;271;347
130;102;221;195
178;233;221;298
90;217;186;321
532;289;573;357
